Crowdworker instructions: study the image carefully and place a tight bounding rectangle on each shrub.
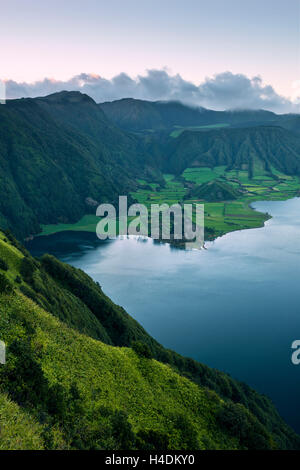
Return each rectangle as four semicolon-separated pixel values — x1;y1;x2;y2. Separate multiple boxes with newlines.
131;341;152;359
136;429;170;450
0;258;8;271
20;257;36;283
0;273;13;293
111;410;136;450
217;402;272;450
173;414;199;450
1;337;50;408
3;229;30;256
19;284;38;302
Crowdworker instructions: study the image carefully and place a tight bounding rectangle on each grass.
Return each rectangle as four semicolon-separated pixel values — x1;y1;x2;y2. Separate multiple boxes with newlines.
170;124;229;138
131;170;285;239
40;215;137;238
0;393;45;450
0;235;23;281
0;233;297;450
39;168;300;242
130;174;187;208
40;215;101;236
183;167;227;184
183;166;300;238
0;288;239;450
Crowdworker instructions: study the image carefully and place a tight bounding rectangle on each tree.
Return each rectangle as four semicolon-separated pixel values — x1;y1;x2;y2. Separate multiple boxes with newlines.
0;273;12;293
0;258;8;271
20;257;36;283
131;341;152;359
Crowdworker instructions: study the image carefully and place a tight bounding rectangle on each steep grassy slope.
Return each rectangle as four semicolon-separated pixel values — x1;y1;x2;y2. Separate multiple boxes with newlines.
0;292;243;450
0;393;45;450
0;232;299;449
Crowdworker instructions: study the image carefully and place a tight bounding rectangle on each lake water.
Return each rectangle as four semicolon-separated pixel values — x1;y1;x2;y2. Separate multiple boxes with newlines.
27;198;300;432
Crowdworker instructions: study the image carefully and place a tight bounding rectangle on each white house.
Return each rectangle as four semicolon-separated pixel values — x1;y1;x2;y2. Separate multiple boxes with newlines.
0;340;5;365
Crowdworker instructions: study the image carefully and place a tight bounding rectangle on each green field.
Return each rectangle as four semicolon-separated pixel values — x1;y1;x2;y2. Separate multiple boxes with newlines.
183;166;227;184
40;168;300;242
40;214;139;238
183;166;300;237
131;174;187;207
205;201;268;237
40;215;101;236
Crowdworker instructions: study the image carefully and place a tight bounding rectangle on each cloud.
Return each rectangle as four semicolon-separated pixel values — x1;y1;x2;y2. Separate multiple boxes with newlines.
3;70;299;113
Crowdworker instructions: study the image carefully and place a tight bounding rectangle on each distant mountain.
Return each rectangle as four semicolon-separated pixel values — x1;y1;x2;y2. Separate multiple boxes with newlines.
164;126;300;175
99;98;284;132
275;115;300;135
0;92;161;239
100;98;215;131
1;92;300;240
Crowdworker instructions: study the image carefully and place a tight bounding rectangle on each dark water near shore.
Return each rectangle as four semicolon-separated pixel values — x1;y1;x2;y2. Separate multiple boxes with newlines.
27;198;300;432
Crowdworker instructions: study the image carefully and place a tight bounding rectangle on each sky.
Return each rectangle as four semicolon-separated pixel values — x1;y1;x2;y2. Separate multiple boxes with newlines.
1;0;300;111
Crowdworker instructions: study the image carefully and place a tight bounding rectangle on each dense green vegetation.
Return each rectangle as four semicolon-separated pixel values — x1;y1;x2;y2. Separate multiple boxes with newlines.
189;180;243;201
129;166;300;240
40;163;300;241
170;123;229;138
0;393;45;450
40;215;107;236
1;92;300;242
99;98;281;132
183;166;228;184
0;92;162;239
0;232;299;449
2;92;300;449
165;127;300;175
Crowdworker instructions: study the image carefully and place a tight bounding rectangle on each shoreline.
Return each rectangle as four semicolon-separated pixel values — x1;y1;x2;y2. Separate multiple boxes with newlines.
27;198;272;248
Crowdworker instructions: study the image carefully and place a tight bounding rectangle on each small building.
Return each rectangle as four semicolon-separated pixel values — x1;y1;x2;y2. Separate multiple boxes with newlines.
0;340;6;365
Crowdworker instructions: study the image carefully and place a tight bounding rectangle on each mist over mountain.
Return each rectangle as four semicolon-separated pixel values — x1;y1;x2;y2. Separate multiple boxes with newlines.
99;98;284;131
4;70;299;113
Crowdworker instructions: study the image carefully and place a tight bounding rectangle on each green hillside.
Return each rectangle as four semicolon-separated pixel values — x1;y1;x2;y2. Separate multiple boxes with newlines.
1;93;300;242
189;180;243;201
0;92;162;239
0;393;45;450
165;126;300;175
99;98;280;132
0;231;299;450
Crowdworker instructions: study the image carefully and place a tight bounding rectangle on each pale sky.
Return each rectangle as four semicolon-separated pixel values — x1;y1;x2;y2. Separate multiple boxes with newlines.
1;0;299;105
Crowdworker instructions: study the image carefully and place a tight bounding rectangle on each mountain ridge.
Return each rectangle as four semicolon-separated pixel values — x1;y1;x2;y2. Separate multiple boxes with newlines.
165;126;300;175
1;91;300;240
0;92;162;239
99;97;292;132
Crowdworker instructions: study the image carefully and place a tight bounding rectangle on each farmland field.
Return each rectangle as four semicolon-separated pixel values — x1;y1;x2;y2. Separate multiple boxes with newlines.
40;168;300;241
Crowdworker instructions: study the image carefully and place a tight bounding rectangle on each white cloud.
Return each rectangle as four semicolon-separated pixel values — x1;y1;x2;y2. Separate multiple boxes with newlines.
4;70;299;113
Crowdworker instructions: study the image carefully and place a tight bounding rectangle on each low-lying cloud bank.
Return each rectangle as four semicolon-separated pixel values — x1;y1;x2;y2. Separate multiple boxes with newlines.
4;70;299;113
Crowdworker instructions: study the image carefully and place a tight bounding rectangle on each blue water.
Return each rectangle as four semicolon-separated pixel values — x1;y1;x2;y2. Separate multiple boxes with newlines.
27;198;300;432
